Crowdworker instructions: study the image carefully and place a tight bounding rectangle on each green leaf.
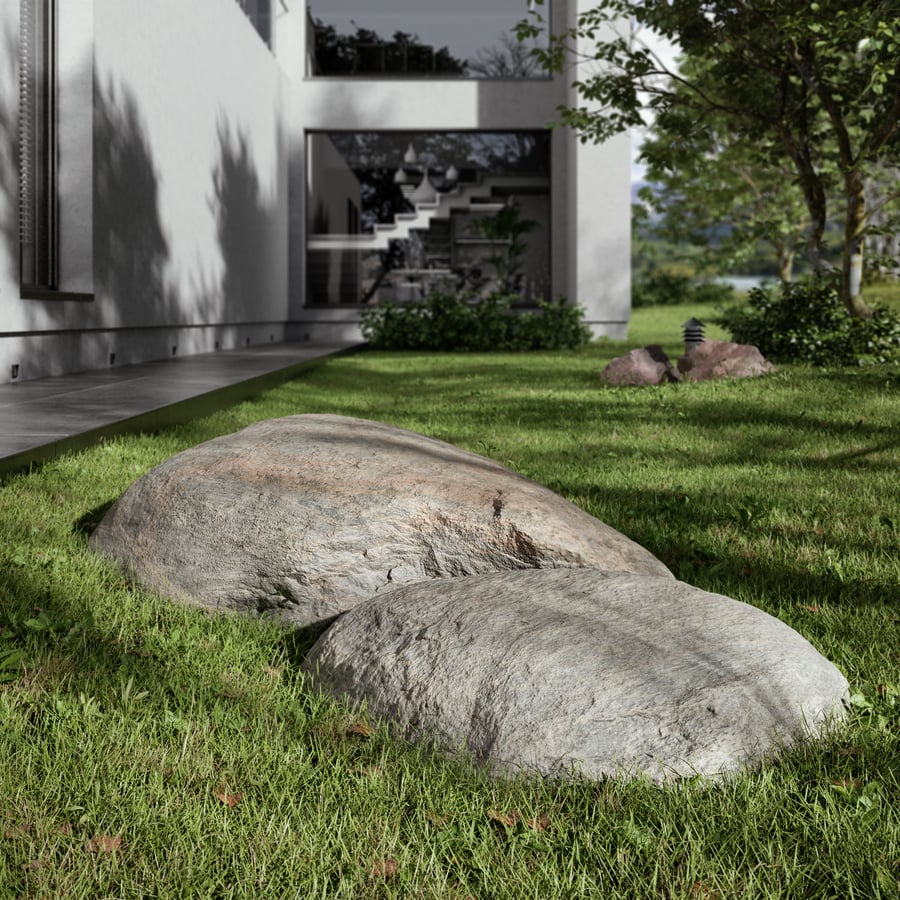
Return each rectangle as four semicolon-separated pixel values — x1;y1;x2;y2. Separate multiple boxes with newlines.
847;691;873;710
0;647;24;682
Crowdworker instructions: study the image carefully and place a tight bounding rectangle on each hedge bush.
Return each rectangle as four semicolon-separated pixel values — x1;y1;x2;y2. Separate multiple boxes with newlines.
716;280;900;365
360;292;592;351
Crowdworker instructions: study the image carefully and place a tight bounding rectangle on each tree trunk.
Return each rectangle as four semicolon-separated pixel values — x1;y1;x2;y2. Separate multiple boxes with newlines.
360;241;404;304
774;240;795;282
841;168;871;319
778;124;834;279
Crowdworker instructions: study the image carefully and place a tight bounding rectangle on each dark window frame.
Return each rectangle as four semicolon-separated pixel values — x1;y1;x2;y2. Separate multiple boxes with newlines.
19;0;58;292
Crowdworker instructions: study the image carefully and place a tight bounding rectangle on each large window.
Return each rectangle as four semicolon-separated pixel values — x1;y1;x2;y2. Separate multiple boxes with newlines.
307;131;551;306
18;0;57;290
308;0;547;78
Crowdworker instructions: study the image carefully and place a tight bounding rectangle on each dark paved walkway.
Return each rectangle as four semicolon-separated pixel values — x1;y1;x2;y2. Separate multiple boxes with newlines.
0;341;361;478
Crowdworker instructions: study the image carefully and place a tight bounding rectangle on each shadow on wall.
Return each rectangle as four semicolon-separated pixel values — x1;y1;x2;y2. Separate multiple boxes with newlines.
0;23;19;282
94;74;179;321
212;120;279;319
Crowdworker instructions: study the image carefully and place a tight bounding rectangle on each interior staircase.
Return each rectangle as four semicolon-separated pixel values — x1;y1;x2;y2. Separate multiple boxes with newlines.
307;175;547;251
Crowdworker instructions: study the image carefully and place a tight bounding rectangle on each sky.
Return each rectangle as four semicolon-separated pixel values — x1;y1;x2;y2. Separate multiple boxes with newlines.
630;29;679;184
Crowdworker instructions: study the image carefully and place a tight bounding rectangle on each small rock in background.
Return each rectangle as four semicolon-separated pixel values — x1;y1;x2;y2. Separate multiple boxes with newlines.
600;345;681;386
678;340;775;381
601;341;774;386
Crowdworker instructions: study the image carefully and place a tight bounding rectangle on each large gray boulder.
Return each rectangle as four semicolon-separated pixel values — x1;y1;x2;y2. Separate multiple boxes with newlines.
91;415;671;627
303;569;849;783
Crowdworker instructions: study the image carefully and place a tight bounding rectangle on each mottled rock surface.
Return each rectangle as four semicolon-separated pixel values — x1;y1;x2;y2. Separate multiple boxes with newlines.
600;345;681;386
91;415;671;627
677;339;775;381
303;569;849;783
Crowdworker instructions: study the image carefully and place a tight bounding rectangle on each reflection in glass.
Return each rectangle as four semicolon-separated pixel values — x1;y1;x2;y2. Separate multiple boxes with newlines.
307;132;550;306
307;1;546;78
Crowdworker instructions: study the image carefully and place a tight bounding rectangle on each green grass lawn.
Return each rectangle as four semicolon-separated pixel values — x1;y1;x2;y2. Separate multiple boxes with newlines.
865;281;900;313
2;302;899;898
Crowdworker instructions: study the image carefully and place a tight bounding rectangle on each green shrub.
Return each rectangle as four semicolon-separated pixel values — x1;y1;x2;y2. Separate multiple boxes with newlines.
716;279;900;365
360;292;592;351
517;298;596;350
633;271;735;307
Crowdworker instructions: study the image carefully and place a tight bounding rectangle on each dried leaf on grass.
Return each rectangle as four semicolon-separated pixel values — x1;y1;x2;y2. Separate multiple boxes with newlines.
346;721;374;738
214;787;243;808
425;811;452;828
372;858;398;879
487;809;550;830
85;834;122;853
486;809;520;827
24;857;49;871
831;777;863;789
836;744;863;756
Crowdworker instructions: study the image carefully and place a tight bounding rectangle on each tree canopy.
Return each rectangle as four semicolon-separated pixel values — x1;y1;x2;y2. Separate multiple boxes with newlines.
518;0;900;316
638;54;827;281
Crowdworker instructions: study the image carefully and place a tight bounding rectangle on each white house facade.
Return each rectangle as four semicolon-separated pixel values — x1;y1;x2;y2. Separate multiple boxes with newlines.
0;0;630;384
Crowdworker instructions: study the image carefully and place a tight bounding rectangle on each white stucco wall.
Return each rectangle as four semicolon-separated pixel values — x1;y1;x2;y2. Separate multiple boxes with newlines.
569;0;631;337
0;0;631;380
275;0;631;341
0;0;289;382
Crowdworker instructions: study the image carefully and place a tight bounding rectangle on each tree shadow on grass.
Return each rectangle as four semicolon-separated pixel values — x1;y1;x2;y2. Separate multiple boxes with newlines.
72;500;117;538
0;545;318;731
302;359;900;472
545;479;900;611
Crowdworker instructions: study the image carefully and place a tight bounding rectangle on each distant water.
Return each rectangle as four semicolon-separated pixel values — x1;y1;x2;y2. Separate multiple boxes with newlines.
715;275;774;292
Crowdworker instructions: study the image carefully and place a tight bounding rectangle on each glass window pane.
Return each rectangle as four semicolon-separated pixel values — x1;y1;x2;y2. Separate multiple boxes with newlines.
307;131;550;306
308;1;547;78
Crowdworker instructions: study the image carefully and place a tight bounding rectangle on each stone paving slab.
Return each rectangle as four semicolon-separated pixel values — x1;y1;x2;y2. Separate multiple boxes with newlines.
0;341;361;478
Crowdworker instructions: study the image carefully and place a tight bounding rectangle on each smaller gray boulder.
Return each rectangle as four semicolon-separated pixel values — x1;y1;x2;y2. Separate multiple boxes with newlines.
600;345;681;386
678;340;775;381
303;569;849;783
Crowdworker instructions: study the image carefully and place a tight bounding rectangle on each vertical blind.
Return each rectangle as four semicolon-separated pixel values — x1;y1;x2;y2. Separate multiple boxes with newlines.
18;0;57;289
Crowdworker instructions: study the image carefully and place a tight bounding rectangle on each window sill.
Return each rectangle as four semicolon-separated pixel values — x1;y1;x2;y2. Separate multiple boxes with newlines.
21;288;95;303
305;74;554;83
